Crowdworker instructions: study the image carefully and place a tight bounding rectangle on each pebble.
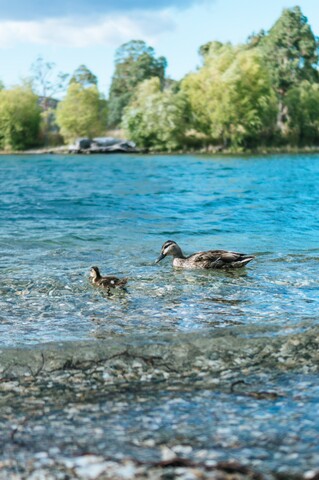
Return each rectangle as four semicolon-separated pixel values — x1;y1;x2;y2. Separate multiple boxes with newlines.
0;332;318;479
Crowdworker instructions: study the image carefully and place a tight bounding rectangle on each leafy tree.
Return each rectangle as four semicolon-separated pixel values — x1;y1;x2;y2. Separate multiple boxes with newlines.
181;43;277;148
30;56;69;105
258;6;319;136
285;81;319;145
246;30;266;49
30;56;69;145
182;42;235;139
198;41;224;64
108;40;167;127
55;82;107;143
0;85;41;150
70;65;98;88
122;77;189;151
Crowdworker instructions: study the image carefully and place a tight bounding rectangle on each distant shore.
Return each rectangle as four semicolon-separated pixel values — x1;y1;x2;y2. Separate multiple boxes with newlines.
0;145;319;156
1;145;319;156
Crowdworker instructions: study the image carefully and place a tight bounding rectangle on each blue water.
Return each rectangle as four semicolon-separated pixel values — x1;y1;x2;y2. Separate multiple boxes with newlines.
0;153;319;346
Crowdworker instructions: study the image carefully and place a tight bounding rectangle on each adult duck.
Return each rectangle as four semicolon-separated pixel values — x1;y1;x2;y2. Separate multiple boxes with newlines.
155;240;255;269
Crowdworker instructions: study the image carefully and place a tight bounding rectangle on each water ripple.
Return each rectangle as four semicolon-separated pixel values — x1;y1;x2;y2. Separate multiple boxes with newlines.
0;153;318;347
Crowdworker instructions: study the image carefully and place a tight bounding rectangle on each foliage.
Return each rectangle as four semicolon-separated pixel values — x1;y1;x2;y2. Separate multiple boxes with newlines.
0;85;41;150
30;56;69;103
259;6;318;95
198;41;224;64
285;81;319;145
108;40;167;127
70;65;98;88
38;107;63;147
30;56;70;145
255;7;319;137
55;83;107;143
181;43;277;148
122;77;190;151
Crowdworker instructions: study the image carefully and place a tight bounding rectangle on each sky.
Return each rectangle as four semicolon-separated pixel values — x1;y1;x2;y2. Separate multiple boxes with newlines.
0;0;319;97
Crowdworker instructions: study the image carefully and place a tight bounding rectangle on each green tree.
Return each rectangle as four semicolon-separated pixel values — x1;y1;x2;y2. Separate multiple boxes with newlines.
258;6;319;136
198;40;224;64
285;81;319;145
55;82;107;143
182;43;277;149
122;77;189;151
70;65;98;88
30;56;69;145
108;40;167;127
0;85;41;150
182;42;235;140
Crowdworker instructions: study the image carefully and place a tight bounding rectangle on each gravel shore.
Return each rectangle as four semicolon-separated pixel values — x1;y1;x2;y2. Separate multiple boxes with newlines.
1;329;319;479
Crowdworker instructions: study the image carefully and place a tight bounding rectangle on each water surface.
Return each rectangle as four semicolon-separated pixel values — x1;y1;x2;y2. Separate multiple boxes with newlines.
0;153;318;346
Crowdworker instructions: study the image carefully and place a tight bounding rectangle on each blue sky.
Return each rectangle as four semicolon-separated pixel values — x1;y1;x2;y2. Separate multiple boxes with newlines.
0;0;318;96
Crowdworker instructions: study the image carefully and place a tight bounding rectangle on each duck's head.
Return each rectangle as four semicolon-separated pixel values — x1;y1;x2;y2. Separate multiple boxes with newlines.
155;240;183;263
90;266;100;278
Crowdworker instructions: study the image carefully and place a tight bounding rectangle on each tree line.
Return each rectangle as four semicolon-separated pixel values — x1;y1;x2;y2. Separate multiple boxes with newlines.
0;5;319;152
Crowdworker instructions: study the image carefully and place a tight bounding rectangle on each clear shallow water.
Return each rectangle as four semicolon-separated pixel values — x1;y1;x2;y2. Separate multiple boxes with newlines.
0;153;319;346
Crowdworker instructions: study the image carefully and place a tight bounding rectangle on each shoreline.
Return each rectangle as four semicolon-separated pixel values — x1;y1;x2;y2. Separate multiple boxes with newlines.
2;145;319;156
1;324;318;374
1;327;319;479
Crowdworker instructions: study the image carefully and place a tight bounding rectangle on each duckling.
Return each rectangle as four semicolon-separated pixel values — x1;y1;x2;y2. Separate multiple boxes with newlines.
155;240;255;270
89;266;128;291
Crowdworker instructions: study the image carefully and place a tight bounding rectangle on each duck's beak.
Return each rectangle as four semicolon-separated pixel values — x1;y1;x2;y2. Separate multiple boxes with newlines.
155;252;165;264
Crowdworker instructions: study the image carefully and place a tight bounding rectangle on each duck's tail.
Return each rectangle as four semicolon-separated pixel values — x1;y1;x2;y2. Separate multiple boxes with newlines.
116;278;128;287
234;255;255;268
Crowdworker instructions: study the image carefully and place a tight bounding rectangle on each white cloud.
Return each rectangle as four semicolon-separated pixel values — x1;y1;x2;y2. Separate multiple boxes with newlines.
0;10;176;48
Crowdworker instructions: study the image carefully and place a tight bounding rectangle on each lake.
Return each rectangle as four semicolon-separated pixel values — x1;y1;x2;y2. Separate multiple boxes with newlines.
1;153;318;345
0;153;319;476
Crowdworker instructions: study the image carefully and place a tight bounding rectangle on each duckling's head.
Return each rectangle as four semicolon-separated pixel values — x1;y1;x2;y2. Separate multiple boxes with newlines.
90;266;101;279
156;240;183;263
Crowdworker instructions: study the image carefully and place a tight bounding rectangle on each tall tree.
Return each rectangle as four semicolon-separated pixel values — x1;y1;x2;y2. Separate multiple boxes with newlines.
30;56;69;145
70;65;98;88
108;40;167;127
181;43;277;149
122;77;189;151
30;56;69;105
0;85;41;150
258;6;319;136
285;81;319;145
56;83;107;143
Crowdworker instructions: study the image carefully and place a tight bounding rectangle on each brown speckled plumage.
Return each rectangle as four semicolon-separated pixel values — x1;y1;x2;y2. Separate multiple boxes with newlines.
89;266;128;290
156;240;255;269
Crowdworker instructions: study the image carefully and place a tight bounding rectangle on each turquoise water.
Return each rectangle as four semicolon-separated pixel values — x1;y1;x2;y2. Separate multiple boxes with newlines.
0;153;318;346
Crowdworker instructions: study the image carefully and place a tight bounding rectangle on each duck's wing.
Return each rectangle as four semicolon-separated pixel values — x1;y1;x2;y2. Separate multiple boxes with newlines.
115;277;128;287
99;276;128;288
188;250;227;268
191;250;254;269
